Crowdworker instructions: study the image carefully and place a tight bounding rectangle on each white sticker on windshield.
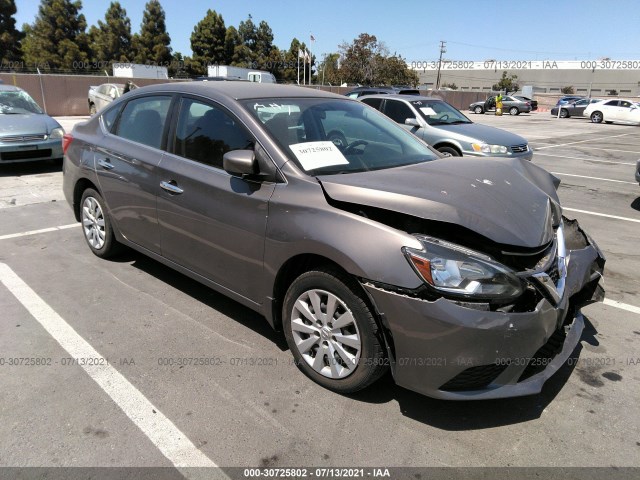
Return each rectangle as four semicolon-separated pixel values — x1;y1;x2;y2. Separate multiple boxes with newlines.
289;141;350;171
420;107;437;116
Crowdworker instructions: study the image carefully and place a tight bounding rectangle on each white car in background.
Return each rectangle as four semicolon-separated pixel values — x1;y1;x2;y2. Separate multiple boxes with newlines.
583;98;640;125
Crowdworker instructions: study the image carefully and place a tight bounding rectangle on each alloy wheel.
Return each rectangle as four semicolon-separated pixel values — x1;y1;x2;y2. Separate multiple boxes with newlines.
82;196;106;250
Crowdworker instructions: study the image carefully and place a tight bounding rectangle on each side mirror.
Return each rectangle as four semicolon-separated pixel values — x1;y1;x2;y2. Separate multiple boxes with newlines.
405;118;420;127
223;150;258;177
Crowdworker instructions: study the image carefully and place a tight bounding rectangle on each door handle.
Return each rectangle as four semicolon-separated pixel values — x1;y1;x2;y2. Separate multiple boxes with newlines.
97;159;114;170
160;180;184;195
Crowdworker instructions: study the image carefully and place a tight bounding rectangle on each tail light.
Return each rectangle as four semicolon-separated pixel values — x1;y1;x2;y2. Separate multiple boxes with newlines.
62;133;73;155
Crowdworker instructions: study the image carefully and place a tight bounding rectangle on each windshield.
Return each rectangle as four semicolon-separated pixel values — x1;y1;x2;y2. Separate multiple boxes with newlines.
242;98;438;175
410;99;472;125
0;90;44;114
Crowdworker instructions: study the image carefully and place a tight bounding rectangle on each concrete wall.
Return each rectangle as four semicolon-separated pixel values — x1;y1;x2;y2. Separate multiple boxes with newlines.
0;73;187;116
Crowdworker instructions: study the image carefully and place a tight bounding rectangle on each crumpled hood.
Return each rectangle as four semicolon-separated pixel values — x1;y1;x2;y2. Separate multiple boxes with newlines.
318;157;561;249
0;114;60;136
434;122;528;146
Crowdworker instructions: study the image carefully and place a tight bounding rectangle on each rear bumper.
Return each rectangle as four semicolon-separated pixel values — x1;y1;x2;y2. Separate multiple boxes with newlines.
363;219;605;400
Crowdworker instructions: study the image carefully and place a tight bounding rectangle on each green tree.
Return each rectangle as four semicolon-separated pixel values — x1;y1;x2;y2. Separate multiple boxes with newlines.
234;14;258;67
131;0;171;66
190;9;226;75
21;0;90;71
377;54;418;86
561;85;575;94
0;0;24;64
441;82;458;90
492;71;519;93
223;25;240;64
317;53;341;85
88;1;132;65
255;20;274;66
339;33;383;85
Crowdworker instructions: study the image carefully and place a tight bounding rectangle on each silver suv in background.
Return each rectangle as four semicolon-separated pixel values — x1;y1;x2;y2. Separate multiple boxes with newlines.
360;94;532;159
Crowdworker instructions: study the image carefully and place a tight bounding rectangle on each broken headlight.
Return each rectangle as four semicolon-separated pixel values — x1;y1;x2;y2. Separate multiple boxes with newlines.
403;236;523;301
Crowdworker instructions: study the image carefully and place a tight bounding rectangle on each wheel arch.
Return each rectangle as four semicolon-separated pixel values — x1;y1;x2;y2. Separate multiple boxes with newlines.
72;178;100;221
432;142;462;156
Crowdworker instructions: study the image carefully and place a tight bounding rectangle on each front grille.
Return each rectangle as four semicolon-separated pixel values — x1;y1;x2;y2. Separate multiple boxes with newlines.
510;144;529;153
1;149;52;161
440;364;508;391
0;134;47;142
518;326;567;381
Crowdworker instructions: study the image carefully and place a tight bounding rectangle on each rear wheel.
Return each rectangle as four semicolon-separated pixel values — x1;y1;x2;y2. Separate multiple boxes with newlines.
474;106;483;114
80;188;121;258
282;268;387;393
591;111;603;123
560;108;569;118
509;107;519;116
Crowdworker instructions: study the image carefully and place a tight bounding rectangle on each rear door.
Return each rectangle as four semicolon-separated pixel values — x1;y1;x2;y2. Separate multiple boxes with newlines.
602;100;620;121
95;94;173;253
156;95;276;301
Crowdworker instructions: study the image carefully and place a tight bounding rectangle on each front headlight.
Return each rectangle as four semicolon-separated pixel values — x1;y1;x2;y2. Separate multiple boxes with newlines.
403;236;523;301
49;127;64;138
472;143;508;154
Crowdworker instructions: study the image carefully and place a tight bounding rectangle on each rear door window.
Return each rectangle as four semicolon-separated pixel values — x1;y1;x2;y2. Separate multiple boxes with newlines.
383;100;416;124
114;96;172;149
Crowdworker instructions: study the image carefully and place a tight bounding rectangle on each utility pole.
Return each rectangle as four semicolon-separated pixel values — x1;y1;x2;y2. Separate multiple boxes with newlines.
435;40;446;90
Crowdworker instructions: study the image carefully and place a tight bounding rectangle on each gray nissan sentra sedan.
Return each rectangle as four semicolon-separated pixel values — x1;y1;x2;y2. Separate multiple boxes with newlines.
62;82;605;400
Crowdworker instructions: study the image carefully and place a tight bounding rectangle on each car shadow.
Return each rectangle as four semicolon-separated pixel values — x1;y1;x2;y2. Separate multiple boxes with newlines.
110;248;597;429
631;197;640;212
117;249;289;352
0;159;62;177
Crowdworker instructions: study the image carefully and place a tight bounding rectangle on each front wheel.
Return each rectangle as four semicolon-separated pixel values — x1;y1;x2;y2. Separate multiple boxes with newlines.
437;146;461;157
283;268;387;393
591;111;603;123
474;106;483;114
509;107;519;116
560;108;569;118
80;188;121;258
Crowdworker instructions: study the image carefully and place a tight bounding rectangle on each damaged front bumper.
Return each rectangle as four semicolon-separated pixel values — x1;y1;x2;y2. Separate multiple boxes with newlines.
363;219;605;400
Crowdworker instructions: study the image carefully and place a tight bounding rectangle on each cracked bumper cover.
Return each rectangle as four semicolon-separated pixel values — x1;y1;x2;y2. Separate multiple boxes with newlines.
363;222;605;400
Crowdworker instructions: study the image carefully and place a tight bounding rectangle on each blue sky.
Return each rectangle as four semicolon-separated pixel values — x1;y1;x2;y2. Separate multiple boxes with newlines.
13;0;640;62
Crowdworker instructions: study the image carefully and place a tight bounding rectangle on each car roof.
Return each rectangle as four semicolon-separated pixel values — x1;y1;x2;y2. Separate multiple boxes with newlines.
127;82;341;101
359;94;444;102
0;85;22;92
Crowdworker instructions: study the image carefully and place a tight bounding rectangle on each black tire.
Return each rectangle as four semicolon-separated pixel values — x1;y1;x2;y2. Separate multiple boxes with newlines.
560;108;569;118
591;111;603;123
79;188;121;258
282;267;387;393
474;106;483;114
437;146;461;157
89;103;96;115
327;131;348;148
509;107;519;116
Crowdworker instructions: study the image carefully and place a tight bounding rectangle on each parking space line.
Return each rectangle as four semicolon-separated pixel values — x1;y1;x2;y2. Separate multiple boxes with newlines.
535;132;636;150
535;152;635;165
0;223;79;241
583;147;640;154
550;172;637;185
564;208;640;224
603;299;640;315
0;263;218;470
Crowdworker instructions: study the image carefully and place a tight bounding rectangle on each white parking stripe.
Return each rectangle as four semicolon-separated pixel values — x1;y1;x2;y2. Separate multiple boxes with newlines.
534;152;635;165
564;208;640;224
603;299;640;315
534;132;636;150
551;172;637;185
0;263;219;470
0;223;79;241
582;147;640;154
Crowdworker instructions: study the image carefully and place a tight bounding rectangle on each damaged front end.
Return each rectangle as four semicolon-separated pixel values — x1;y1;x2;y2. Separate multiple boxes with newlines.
362;216;605;399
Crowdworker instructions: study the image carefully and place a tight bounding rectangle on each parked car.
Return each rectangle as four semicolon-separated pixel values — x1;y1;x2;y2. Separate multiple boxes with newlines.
551;98;603;118
0;85;64;164
88;82;137;114
63;82;605;400
359;94;532;159
556;95;584;106
345;86;420;98
512;95;538;111
469;95;532;115
583;98;640;125
636;159;640;185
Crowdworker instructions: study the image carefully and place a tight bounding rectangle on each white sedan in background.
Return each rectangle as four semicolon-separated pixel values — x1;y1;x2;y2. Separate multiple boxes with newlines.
584;98;640;125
